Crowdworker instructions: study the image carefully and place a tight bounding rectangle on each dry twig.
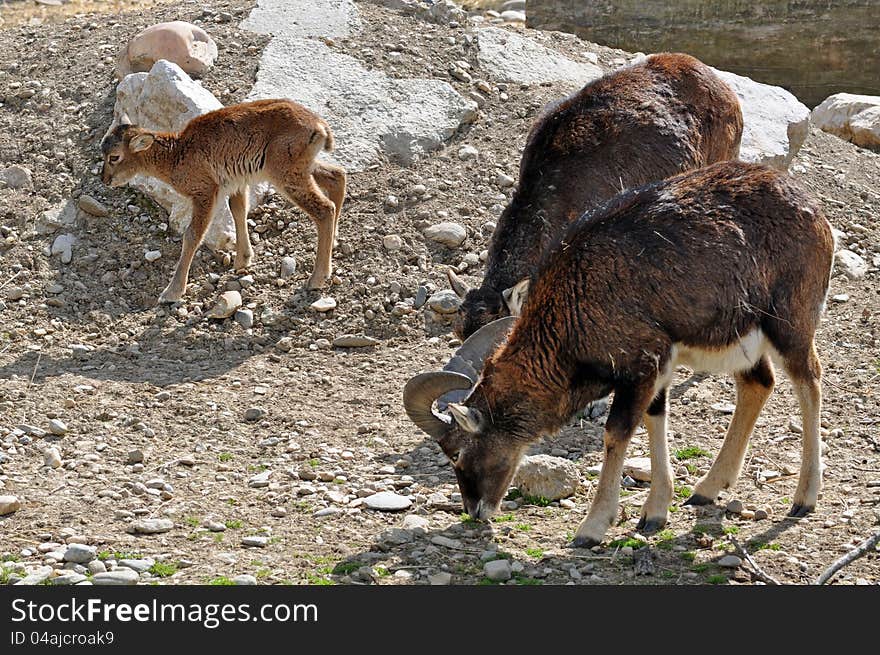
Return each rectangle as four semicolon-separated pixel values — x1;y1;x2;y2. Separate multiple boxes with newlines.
814;531;880;585
730;537;781;585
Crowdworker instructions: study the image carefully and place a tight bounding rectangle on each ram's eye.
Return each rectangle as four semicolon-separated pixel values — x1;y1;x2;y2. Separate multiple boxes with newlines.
449;451;460;464
109;154;121;164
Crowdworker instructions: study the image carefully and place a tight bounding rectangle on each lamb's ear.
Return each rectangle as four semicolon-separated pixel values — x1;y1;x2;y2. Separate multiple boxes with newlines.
502;278;530;315
128;133;155;153
448;403;483;434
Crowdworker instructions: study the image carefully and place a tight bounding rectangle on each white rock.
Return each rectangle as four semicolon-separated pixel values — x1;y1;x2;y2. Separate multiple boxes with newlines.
812;93;880;148
14;566;54;585
476;27;603;86
428;572;453;585
51;233;76;264
331;334;380;348
364;491;412;511
512;454;579;500
424;222;466;247
242;536;268;547
718;554;743;568
51;572;88;586
622;457;652;483
112;60;268;252
427;289;461;314
36;202;77;235
144;250;162;262
77;195;109;217
483;559;512;581
233;574;257;585
92;569;140;585
401;514;430;532
310;296;337;312
0;164;33;190
117;21;218;80
48;418;68;435
242;0;360;39
835;249;868;280
500;10;526;22
713;68;810;170
383;234;404;251
63;544;97;564
128;518;174;534
206;291;243;319
496;172;515;188
44;447;62;469
0;495;21;515
280;256;297;278
457;144;479;161
118;559;154;573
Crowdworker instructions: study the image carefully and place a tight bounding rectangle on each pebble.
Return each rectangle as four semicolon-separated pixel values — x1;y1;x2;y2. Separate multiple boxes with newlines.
235;308;254;329
314;507;342;517
44;447;62;468
424;222;467;248
383;234;404;251
457;144;479;160
15;566;54;586
87;560;106;575
430;535;461;549
500;9;526;22
0;495;21;515
427;289;462;314
128;518;174;535
496;172;515;187
63;544;96;564
207;291;242;319
51;572;88;586
242;536;268;548
364;491;412;511
483;559;512;581
835;249;867;280
7;287;25;301
402;514;430;533
233;574;257;585
332;334;380;348
206;521;226;532
92;570;140;585
77;194;109;217
428;572;453;585
126;449;144;464
622;457;652;482
711;402;736;414
413;285;428;308
245;407;266;421
51;233;76;264
1;164;34;190
717;555;743;568
117;559;154;573
48;418;68;435
311;297;337;312
754;509;769;521
248;471;271;488
726;499;744;514
280;256;297;279
513;454;580;500
384;195;399;209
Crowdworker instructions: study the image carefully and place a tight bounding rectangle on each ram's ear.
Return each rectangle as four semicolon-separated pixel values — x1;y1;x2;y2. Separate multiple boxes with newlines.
128;133;155;153
501;278;530;315
448;403;484;434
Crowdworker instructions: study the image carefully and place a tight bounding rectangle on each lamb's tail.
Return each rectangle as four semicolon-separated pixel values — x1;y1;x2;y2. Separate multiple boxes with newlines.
308;121;334;153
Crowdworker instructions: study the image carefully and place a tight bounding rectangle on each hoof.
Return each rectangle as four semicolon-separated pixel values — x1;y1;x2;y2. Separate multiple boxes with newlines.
683;494;714;507
157;292;181;305
636;516;667;534
571;535;601;549
787;503;814;518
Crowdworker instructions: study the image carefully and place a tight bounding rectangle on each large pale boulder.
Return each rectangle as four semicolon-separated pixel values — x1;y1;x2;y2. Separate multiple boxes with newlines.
812;93;880;148
713;68;810;170
476;27;603;86
111;60;267;251
512;454;580;500
116;21;218;80
241;0;360;38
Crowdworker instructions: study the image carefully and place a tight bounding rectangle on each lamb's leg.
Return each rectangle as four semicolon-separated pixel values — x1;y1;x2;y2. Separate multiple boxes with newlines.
229;188;253;271
785;344;822;517
637;388;673;534
284;176;338;290
687;355;774;505
573;384;654;547
313;161;346;243
159;192;216;304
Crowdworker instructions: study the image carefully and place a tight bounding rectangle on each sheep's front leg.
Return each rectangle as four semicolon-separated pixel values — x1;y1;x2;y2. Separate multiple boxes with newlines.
229;188;253;271
637;388;673;534
573;384;654;548
159;192;216;304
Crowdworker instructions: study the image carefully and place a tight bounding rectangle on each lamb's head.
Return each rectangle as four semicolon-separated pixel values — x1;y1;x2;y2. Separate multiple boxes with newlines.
100;116;155;187
403;316;531;519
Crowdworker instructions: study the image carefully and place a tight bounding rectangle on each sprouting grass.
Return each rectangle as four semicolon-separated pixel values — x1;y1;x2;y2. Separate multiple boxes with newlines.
750;541;782;552
306;573;334;585
674;446;711;460
101;551;142;561
375;566;390;578
608;537;646;550
691;563;712;573
655;530;676;549
1;554;20;563
308;458;321;468
478;577;502;585
525;547;544;559
148;562;177;577
692;524;714;535
707;574;728;585
680;551;697;562
515;576;543;585
218;452;233;462
514;523;532;532
184;516;200;528
225;520;243;529
255;568;271;580
226;498;238;506
460;513;478;525
505;488;523;501
723;525;740;535
248;464;268;473
331;562;361;575
493;514;516;523
675;485;692;500
685;463;698;475
208;576;235;586
213;533;224;543
521;495;551;507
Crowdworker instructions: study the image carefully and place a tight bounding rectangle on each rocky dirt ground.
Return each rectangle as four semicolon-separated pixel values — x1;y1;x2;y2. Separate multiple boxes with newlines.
0;0;878;586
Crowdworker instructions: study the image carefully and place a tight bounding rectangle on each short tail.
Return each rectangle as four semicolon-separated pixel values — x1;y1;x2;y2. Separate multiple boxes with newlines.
309;121;334;153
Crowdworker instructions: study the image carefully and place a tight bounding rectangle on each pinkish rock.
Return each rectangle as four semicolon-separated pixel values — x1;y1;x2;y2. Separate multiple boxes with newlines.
117;21;218;80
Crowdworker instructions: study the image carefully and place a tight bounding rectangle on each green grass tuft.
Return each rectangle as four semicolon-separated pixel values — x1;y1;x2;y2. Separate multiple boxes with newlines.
148;562;177;578
218;452;233;462
525;547;544;558
608;537;646;550
208;576;235;586
674;446;711;460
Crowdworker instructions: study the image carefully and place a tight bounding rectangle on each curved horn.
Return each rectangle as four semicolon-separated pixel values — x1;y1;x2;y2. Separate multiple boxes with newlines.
119;112;132;126
446;315;517;380
403;371;474;439
447;268;470;299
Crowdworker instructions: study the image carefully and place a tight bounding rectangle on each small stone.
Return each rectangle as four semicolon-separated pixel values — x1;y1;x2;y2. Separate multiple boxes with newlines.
44;447;62;468
77;194;109;217
384;195;399;208
207;291;242;319
431;536;461;549
280;256;297;279
424;222;467;248
413;285;428;308
512;454;579;500
48;418;68;435
126;449;144;464
623;457;652;482
831;293;849;303
428;572;453;585
483;559;512;581
383;234;404;251
51;233;76;264
238;275;255;288
145;250;162;262
314;507;342;518
427;289;462;314
500;9;526;22
248;471;271;488
1;165;34;190
332;334;380;348
245;407;266;421
233;574;257;585
92;570;140;585
242;536;268;548
496;172;515;187
364;491;412;511
6;287;25;301
15;566;54;586
726;499;744;514
310;297;337;312
128;518;174;534
458;144;479;160
117;558;154;573
88;561;106;575
235;308;254;329
401;514;430;532
718;555;743;568
63;544;96;564
206;521;226;532
711;403;736;414
835;249;867;280
0;495;21;515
